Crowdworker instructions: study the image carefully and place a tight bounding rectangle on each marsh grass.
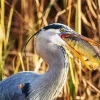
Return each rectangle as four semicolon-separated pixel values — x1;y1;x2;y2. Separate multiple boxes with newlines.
0;0;100;100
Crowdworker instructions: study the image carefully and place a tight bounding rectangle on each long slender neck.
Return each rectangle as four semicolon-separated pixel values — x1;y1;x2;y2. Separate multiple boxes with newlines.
46;46;68;75
34;39;69;100
42;46;69;99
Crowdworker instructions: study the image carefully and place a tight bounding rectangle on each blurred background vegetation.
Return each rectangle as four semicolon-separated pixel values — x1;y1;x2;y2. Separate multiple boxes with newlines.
0;0;100;100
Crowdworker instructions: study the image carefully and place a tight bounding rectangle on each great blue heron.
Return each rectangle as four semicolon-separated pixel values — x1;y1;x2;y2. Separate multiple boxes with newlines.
0;23;99;100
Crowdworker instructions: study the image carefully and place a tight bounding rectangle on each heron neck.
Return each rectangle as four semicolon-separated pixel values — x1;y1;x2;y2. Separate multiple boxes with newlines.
47;46;69;73
27;46;69;100
47;55;68;75
43;47;69;99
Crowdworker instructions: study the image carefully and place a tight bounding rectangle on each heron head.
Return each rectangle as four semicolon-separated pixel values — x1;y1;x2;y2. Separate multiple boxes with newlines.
35;23;74;47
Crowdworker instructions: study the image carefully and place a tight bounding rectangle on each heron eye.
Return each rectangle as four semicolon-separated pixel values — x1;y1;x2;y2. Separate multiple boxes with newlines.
59;28;65;32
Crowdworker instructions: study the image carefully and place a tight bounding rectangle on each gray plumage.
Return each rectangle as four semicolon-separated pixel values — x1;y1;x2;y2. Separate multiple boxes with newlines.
0;23;74;100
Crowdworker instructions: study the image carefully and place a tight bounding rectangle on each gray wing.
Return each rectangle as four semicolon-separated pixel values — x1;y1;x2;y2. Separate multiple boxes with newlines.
0;71;40;100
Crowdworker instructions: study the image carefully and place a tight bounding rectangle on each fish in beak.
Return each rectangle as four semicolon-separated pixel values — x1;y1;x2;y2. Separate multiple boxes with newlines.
60;33;100;70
